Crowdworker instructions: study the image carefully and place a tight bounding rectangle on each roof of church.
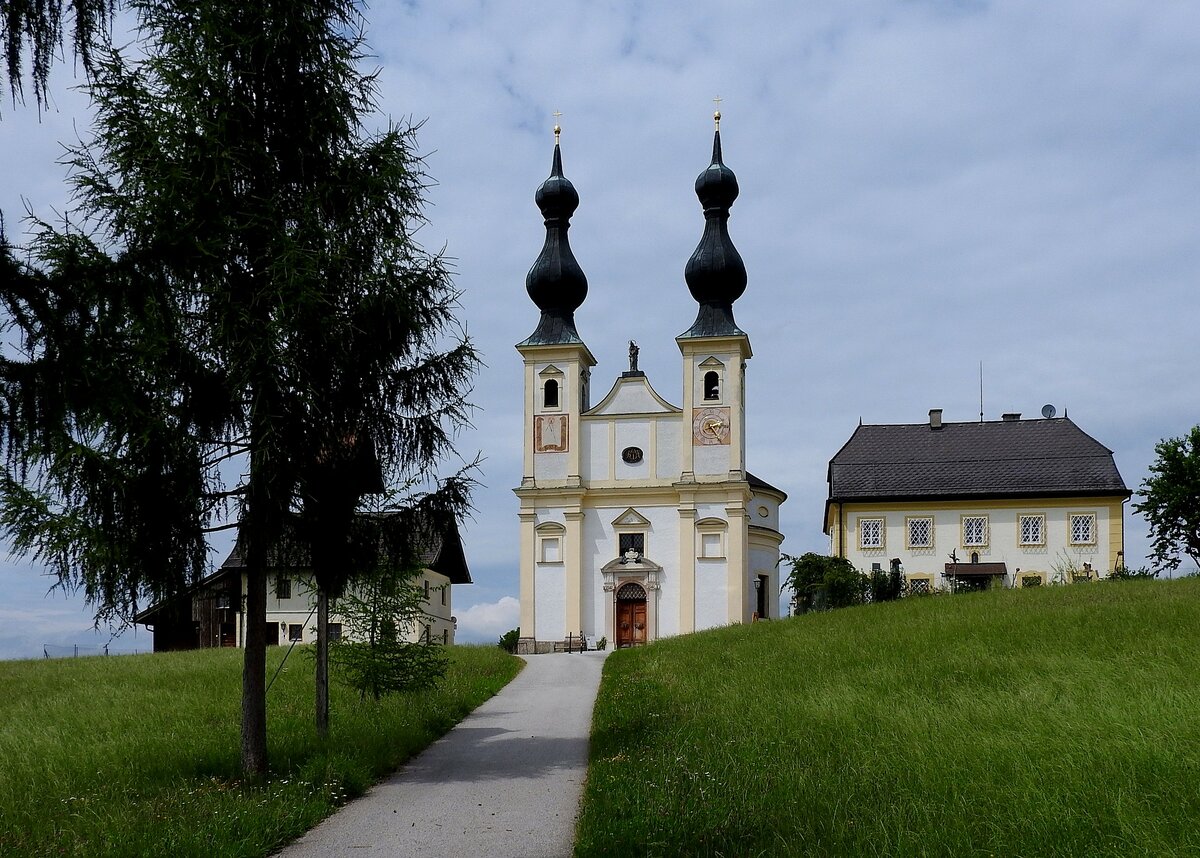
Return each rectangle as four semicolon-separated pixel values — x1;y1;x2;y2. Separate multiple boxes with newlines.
747;470;788;501
520;138;589;347
827;417;1129;502
680;122;748;340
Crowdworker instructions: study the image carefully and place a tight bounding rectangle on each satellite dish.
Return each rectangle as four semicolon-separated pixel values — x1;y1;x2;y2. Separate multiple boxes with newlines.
1041;404;1057;419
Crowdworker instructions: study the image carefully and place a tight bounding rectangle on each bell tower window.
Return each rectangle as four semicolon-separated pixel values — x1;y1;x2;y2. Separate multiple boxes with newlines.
543;378;559;409
703;371;720;401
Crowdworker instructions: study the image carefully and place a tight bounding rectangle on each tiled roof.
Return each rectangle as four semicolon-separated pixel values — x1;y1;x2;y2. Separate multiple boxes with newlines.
828;417;1129;501
747;470;788;501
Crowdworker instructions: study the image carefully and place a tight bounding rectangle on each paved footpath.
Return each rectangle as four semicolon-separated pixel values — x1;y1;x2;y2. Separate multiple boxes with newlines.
278;650;609;858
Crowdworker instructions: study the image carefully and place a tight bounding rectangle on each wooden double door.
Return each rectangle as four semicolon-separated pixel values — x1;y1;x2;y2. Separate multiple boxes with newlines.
616;583;647;648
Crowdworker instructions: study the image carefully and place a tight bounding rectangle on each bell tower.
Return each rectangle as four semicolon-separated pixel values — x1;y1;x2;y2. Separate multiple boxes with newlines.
676;111;754;629
514;126;595;651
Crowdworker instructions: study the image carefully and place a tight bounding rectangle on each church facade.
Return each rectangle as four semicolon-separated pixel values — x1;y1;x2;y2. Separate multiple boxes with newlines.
514;118;786;654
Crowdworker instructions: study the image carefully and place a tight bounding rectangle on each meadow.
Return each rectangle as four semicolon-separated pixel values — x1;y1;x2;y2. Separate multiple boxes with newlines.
577;579;1200;857
0;644;520;856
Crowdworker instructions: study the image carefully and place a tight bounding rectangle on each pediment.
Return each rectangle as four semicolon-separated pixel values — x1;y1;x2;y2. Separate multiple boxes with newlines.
699;356;725;368
535;521;566;534
586;374;680;416
695;517;727;529
601;554;663;573
611;507;651;528
539;364;564;377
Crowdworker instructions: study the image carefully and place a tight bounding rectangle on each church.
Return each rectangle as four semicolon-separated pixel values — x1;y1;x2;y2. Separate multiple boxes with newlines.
514;115;786;653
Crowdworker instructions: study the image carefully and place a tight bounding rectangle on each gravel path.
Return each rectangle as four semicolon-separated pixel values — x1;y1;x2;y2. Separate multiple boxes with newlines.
277;650;609;858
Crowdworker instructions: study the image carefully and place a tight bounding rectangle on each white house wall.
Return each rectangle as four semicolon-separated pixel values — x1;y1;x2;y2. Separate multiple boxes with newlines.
695;564;728;631
837;500;1122;587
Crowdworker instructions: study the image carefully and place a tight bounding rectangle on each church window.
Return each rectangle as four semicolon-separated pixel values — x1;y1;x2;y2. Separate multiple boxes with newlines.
1019;514;1045;546
540;536;562;563
961;515;989;548
275;577;291;599
1069;513;1096;545
543;379;559;409
700;532;723;558
905;517;933;549
703;371;720;401
858;518;884;550
619;532;645;558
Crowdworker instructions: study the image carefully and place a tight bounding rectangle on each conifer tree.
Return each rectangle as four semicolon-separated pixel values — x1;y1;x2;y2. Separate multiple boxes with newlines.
0;0;476;777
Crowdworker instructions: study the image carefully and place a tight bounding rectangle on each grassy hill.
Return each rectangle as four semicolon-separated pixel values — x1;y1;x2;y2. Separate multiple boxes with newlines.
577;579;1200;857
0;644;520;857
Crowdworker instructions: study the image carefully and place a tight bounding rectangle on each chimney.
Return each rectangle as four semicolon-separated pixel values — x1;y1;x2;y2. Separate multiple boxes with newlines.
1002;412;1021;422
929;408;943;430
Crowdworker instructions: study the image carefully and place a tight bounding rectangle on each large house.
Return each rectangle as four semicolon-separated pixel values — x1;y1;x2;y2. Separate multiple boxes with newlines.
514;119;787;654
825;409;1131;591
135;518;471;651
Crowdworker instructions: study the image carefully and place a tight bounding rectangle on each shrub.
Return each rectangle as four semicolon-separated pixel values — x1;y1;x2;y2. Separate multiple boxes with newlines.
498;627;520;653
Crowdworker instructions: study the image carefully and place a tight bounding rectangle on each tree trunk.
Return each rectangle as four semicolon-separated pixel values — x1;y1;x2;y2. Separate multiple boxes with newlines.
241;566;268;780
316;588;329;739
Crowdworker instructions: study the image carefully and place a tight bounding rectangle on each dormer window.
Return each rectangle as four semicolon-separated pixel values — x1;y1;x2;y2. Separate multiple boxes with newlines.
543;378;559;409
703;371;720;401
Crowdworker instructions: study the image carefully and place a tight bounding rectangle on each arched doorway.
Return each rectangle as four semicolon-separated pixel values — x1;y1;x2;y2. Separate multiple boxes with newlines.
615;582;647;648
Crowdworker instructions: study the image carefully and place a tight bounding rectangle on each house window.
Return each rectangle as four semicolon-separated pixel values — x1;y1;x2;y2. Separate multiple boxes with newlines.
1019;514;1045;546
700;532;723;558
619;532;645;558
907;575;933;595
703;371;720;401
540;536;562;563
962;515;989;548
442;629;448;645
422;624;431;644
328;623;342;641
441;585;447;606
288;624;303;642
858;518;884;550
543;378;559;409
1020;573;1044;588
1069;513;1096;545
275;577;291;599
906;517;933;549
423;578;430;599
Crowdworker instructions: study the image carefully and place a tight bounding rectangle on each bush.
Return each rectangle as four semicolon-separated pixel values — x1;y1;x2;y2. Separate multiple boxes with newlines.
1108;565;1159;580
498;627;520;653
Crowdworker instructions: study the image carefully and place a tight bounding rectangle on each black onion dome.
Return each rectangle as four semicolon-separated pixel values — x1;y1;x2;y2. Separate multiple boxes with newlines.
520;142;589;346
681;129;747;339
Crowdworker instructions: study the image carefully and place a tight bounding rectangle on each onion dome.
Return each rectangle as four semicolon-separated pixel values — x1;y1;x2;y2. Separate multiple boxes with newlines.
520;134;589;345
680;116;747;338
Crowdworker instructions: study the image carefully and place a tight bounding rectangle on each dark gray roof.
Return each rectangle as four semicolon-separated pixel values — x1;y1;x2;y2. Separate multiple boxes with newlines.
747;470;788;501
828;417;1129;502
218;515;472;584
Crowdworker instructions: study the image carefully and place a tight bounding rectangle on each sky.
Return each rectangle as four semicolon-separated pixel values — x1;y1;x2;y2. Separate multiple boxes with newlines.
1;0;1198;657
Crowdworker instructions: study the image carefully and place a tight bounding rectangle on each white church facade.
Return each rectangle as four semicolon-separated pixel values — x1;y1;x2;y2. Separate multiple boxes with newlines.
515;117;786;653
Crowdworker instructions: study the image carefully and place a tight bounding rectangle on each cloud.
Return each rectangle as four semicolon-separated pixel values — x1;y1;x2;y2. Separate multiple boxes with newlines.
455;596;520;644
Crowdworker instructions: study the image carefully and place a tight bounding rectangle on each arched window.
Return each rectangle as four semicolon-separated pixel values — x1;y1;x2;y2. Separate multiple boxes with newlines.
543;378;559;409
703;371;720;401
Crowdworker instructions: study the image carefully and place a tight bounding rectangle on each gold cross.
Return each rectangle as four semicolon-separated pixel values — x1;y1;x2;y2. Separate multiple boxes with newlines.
712;96;722;128
553;110;563;142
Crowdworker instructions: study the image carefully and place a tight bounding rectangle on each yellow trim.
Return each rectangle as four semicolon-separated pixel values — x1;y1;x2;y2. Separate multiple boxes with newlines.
857;516;885;550
1017;512;1046;547
904;515;934;550
1017;570;1047;587
960;514;990;549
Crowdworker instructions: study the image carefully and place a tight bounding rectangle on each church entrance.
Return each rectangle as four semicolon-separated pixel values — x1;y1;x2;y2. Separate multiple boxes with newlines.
615;582;647;648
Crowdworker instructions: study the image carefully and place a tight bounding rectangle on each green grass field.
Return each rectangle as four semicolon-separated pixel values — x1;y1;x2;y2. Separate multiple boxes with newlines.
0;644;520;857
577;579;1200;857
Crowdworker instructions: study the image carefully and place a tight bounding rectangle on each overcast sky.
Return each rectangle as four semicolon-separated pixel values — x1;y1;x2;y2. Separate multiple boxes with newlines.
1;1;1197;656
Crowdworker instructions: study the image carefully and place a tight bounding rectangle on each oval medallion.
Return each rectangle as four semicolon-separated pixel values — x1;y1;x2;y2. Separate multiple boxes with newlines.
621;446;644;464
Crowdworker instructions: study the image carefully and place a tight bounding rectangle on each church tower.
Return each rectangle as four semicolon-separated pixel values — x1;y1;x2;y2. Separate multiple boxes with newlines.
515;118;785;654
676;111;755;630
515;128;595;651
